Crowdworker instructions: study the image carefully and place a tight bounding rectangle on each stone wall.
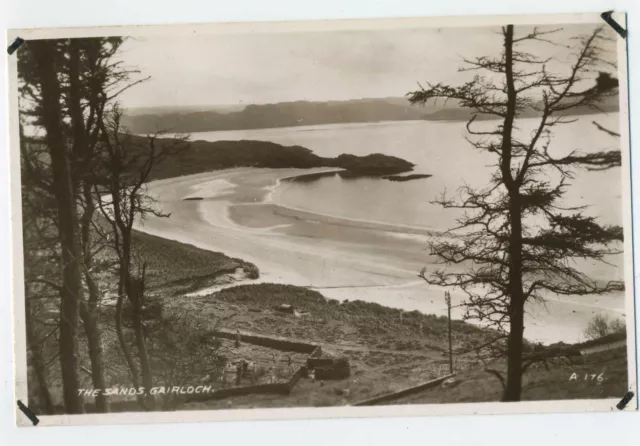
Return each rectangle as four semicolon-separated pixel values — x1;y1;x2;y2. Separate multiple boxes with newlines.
211;329;319;354
186;366;306;403
351;374;456;406
185;329;353;404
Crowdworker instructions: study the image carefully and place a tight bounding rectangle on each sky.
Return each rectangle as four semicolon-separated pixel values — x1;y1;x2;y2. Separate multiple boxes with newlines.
115;23;618;109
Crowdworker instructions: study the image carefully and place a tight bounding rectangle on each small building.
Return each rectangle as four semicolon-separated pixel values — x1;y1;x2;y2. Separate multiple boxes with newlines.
314;357;351;380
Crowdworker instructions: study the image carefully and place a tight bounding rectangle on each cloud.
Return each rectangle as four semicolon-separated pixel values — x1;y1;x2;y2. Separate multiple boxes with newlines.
116;22;615;108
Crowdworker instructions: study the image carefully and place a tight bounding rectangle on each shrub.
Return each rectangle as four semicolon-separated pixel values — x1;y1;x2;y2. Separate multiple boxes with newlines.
584;314;626;341
243;264;260;280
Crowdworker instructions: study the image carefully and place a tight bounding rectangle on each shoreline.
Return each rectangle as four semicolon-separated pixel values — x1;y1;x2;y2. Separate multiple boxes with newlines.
267;172;440;236
138;168;625;345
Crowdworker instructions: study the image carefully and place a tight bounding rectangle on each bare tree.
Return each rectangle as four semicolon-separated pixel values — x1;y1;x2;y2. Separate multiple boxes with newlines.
66;38;111;413
66;36;147;412
94;106;188;409
584;313;626;340
410;25;623;401
584;314;611;340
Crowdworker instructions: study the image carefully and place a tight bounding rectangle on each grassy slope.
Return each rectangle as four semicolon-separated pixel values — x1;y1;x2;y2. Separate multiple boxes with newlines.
127;234;502;408
34;231;623;413
395;347;627;404
199;283;492;353
176;283;495;409
132;230;259;292
29;232;260;413
134;238;626;408
48;222;622;412
177;283;628;409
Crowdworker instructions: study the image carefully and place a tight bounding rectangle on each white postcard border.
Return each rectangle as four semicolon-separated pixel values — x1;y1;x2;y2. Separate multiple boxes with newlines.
6;11;636;427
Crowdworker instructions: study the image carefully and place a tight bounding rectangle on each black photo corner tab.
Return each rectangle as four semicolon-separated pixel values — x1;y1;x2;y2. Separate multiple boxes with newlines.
7;37;25;55
616;391;635;410
600;11;627;39
17;400;40;425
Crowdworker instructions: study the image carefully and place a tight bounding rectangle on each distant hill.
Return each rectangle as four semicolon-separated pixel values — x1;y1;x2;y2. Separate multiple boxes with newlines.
122;94;619;134
124;104;246;116
121;98;435;134
425;94;620;122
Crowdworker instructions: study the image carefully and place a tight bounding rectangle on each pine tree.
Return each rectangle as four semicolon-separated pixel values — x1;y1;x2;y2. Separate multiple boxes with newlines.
410;25;623;401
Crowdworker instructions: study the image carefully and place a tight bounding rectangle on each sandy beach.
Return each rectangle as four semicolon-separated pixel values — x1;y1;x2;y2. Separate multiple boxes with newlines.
137;168;626;344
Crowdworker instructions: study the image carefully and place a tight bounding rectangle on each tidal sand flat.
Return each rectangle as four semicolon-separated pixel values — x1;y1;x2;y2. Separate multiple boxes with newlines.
137;167;625;345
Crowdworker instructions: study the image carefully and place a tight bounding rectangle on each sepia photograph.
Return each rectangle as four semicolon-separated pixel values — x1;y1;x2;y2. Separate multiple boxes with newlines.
7;12;636;426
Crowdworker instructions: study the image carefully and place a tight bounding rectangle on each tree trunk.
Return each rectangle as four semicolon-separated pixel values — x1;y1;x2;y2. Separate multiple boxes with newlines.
25;300;54;414
502;24;525;402
130;275;155;409
116;274;140;388
31;40;85;414
78;301;108;412
114;277;149;409
31;349;55;414
68;39;109;414
110;190;149;409
78;247;109;413
505;189;526;401
504;292;525;401
78;213;109;413
446;292;453;374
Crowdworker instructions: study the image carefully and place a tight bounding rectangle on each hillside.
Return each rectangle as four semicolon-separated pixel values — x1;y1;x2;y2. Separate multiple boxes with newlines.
392;347;627;404
122;94;620;134
164;282;500;410
34;225;621;413
132;231;259;292
122;97;430;134
145;138;415;181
